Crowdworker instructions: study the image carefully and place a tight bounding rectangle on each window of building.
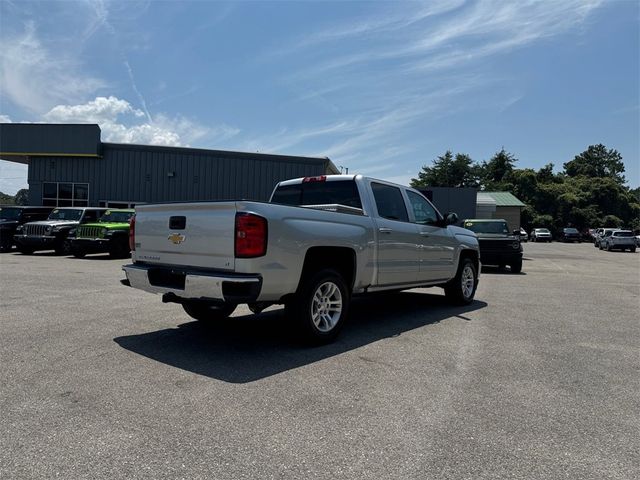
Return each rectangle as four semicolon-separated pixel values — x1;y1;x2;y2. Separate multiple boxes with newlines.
42;182;89;207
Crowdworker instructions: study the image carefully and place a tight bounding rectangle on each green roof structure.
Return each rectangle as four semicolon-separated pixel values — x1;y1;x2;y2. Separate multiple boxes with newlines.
479;191;526;207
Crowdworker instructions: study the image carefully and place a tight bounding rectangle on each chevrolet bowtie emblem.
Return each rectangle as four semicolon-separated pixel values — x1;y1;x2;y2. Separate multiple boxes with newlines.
168;233;186;245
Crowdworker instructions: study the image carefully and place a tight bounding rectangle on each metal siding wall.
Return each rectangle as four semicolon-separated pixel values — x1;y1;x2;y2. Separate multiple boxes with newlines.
494;206;520;231
25;144;333;205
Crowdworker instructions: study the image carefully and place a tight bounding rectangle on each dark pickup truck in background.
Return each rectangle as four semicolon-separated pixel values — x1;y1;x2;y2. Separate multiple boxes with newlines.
463;218;523;273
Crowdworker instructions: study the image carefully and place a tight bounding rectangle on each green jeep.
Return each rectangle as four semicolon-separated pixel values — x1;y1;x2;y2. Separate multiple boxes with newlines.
70;209;134;258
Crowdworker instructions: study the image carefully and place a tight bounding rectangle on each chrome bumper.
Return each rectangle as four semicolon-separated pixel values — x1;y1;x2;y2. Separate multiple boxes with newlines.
122;263;261;302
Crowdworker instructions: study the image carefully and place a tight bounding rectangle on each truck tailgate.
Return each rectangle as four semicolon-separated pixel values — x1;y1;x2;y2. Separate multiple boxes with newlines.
134;202;236;271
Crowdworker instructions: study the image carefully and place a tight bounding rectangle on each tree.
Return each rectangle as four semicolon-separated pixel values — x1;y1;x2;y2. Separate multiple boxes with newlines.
480;148;517;189
14;189;29;205
411;151;479;188
563;144;626;185
0;191;14;204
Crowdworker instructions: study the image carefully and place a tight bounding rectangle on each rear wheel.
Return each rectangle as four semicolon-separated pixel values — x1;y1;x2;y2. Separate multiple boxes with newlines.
286;269;349;344
444;257;477;305
182;302;237;322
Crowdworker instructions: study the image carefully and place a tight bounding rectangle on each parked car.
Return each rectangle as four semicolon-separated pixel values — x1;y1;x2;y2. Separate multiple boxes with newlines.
462;219;523;273
531;228;552;242
122;175;481;344
559;227;581;242
14;207;107;255
70;209;135;258
595;228;617;249
518;227;528;242
0;206;53;252
601;230;636;252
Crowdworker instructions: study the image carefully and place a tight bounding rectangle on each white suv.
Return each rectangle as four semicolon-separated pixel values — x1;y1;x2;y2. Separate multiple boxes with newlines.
531;228;552;242
602;230;636;252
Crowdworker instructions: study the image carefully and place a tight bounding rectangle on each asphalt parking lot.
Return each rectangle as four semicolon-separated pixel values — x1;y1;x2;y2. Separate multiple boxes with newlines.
1;242;638;479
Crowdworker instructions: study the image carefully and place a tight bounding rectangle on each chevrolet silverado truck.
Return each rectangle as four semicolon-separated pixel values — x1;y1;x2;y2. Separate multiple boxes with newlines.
122;175;480;343
14;207;107;255
70;209;135;258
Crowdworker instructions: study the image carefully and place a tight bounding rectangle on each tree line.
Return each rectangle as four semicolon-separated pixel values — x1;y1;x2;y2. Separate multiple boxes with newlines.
410;144;640;233
0;189;29;206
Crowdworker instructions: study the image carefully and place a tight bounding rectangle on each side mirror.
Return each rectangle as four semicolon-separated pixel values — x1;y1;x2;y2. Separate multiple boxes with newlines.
445;212;458;225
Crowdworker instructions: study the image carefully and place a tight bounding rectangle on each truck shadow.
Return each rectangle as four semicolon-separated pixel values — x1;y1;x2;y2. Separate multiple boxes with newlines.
114;291;487;384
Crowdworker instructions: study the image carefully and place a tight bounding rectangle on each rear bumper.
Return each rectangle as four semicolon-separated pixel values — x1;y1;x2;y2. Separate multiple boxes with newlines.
122;263;262;303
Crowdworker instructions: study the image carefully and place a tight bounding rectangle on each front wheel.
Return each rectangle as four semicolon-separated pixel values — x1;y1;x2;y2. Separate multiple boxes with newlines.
510;259;523;273
109;238;131;259
18;246;34;255
444;258;477;305
286;269;349;344
631;247;636;253
72;246;86;258
182;301;237;322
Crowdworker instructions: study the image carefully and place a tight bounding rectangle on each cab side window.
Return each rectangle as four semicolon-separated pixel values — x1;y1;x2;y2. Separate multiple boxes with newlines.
371;183;409;222
406;191;438;224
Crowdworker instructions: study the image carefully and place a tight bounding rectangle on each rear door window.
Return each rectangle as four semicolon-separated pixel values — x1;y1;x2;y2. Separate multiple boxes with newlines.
371;183;409;222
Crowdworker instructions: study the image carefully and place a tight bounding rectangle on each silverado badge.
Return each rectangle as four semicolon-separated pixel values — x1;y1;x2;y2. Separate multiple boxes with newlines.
168;233;186;245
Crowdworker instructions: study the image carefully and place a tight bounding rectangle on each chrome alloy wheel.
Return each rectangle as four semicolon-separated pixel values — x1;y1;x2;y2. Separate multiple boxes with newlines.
461;264;475;300
311;281;343;332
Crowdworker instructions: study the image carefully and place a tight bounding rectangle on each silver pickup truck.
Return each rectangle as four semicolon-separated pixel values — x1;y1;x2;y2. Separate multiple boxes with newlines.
122;175;480;343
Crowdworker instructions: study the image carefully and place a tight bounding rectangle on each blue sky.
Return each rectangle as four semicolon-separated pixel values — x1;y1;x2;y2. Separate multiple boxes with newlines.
0;0;638;195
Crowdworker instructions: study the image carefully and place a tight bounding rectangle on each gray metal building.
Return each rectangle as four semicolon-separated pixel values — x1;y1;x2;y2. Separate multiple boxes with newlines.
0;123;339;207
418;186;477;223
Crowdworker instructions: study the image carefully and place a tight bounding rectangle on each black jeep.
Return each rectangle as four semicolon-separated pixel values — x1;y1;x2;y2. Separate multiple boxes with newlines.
463;219;523;273
0;206;53;252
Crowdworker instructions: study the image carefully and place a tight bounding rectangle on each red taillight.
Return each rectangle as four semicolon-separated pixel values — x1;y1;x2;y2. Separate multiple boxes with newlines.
302;175;326;183
129;214;136;251
235;213;267;258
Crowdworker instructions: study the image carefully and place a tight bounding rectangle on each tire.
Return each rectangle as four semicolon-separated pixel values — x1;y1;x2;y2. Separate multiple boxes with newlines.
286;269;349;344
510;259;523;273
18;246;34;255
631;247;636;253
606;243;611;252
72;247;86;259
444;257;477;305
182;301;237;322
599;243;603;250
109;238;131;259
54;239;72;255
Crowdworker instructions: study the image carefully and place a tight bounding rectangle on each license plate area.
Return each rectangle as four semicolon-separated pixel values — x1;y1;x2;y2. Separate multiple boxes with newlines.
148;268;186;289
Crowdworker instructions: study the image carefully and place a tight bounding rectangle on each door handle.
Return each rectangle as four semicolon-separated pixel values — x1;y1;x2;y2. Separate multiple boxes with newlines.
379;227;393;234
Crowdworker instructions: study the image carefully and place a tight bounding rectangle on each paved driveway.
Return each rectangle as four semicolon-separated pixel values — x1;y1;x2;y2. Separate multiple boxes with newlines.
1;242;638;479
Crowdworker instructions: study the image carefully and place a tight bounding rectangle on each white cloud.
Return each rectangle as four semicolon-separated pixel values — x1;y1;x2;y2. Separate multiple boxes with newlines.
43;96;239;148
0;115;12;123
